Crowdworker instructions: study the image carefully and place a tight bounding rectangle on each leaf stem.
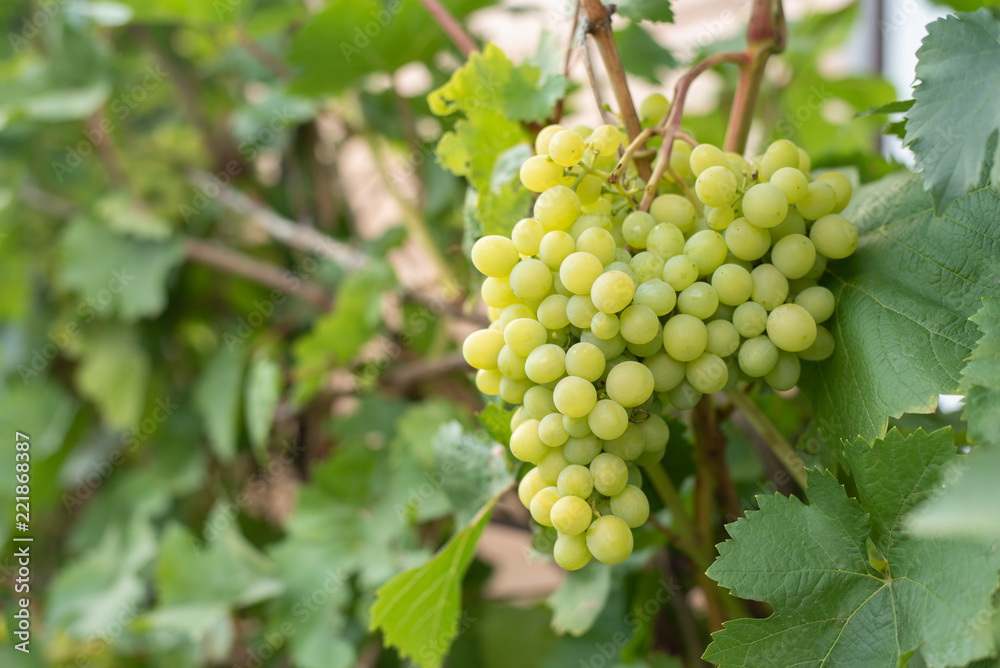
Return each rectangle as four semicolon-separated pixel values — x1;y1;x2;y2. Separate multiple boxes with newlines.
416;0;478;56
725;387;808;489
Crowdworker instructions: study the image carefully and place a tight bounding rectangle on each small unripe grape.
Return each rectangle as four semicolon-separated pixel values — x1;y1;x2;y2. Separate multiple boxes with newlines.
509;259;553;301
518;467;547;508
738;335;779;377
742;183;789;229
591;270;636;314
529;486;562;526
590;452;629;497
588;399;629;440
520;155;567;192
810;214;858;259
606;360;655;407
463;328;504;370
796;181;836;220
558;464;594;498
818;171;852;212
640;93;669;124
750;264;789;311
766;303;818;352
663;314;708;362
511;217;545;255
686;352;728;394
534;185;581;231
610;484;650;528
650;194;696;231
794;286;836;323
471;235;520;278
695;165;738;207
549;129;585;167
554;532;592;570
623;211;657;248
771;234;817;279
535;124;568;154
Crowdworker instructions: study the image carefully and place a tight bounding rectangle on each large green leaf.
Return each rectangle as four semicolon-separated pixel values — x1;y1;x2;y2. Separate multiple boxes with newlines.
801;174;1000;444
615;22;678;83
547;564;613;637
289;0;491;96
370;497;501;668
961;296;1000;443
905;9;1000;212
705;428;1000;667
432;421;513;526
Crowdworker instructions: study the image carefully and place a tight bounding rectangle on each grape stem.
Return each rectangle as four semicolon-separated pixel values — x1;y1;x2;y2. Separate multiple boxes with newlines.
550;0;583;124
580;0;651;180
415;0;478;56
726;387;808;489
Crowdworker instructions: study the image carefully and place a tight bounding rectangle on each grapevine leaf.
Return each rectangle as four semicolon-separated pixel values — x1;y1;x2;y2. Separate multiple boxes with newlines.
547;563;613;637
73;328;150;430
370;497;500;668
800;173;1000;444
615;0;674;23
705;428;1000;667
615;22;678;83
961;296;1000;443
432;421;513;526
861;99;914;116
477;404;514;447
243;355;282;460
194;344;246;462
904;9;1000;212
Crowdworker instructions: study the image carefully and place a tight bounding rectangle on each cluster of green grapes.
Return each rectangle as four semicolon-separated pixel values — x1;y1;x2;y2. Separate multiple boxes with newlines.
462;115;857;570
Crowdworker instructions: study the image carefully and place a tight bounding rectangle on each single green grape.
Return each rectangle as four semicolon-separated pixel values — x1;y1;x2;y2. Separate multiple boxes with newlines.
588;399;629;440
538;231;576;269
586;515;633;565
554;532;592;570
619;304;660;345
503;318;547;357
707;205;735;230
798;324;835;361
638;413;670;451
666;379;702;410
553;375;598;418
706;319;740;357
630;251;665;284
603;423;645;461
481;276;519;309
663;314;709;362
711;263;753;306
622;211;657;249
750;264;789;311
606;361;655;407
549;129;585;167
525;343;566;384
536;294;570;329
741;183;789;229
511;217;545;255
529;485;561;526
560;251;605;295
581;330;627;360
550;495;592;535
646;222;686;258
462;328;504;370
475;369;501;395
610;484;650;528
520;155;568;192
590;270;636;314
759;139;799;180
538;412;569;447
764;350;801;391
576;227;617;265
590;452;629;497
738;335;779;377
810;214;858;259
498;345;527;379
511;419;548;463
523;385;557;419
649;194;696;230
471;235;520;278
684;230;728;275
563;433;602;464
497;303;535;331
794;285;835;323
563;414;592;439
771;233;817;279
567;293;599;328
645;350;686;391
796;181;836;220
766;303;818;352
769;166;809;203
633;278;676;316
640;93;669;124
538;448;569;484
677;281;720;320
686;352;729;394
590;311;620;339
732;301;768;338
695;165;738;207
818;171;852;212
669;140;694;180
725;218;771;261
662;254;700;292
535;124;567;154
534;185;582;231
768;208;806;243
509;259;553;301
589;124;622;157
565;342;607;382
517;467;547;508
689;143;729;177
557;464;594;498
499;376;534;403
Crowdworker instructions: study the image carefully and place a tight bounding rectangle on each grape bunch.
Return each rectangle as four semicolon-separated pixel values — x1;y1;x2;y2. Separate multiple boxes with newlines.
463;116;857;570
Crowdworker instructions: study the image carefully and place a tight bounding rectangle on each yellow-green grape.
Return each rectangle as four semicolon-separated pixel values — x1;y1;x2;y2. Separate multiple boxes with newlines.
619;304;660;344
564;433;602;464
646;223;686;258
591;311;620;339
463;328;504;369
576;227;617;266
768;208;806;244
695;165;738;207
666;379;702;410
581;330;627;360
610;485;650;528
623;211;657;249
563;415;592;439
538;231;576;270
603;423;645;460
517;467;547;508
759;139;800;180
605;261;637;285
535;124;568;154
499;376;533;403
626;330;663;358
662;255;700;291
588;398;629;440
650;194;696;231
565;342;606;382
769;167;809;203
818;171;852;212
574;125;593;139
520;154;566;192
525;343;567;384
554;532;592;570
510;406;528;432
677;281;719;320
498;346;527;379
471;235;520;278
803;253;828;281
582;197;613;216
798;324;835;361
794;286;835;323
725;151;752;185
509;258;553;301
797;147;811;172
640;93;669;124
738;335;779;377
633;278;676;316
810;214;858;259
590;452;629;497
539;412;569;447
560;251;604;295
557;464;594;498
553;375;598;418
539;447;569;484
567;294;599;328
638;413;669;450
586;515;633;565
706;319;740;358
669;140;694;179
476;369;502;395
711;263;753;306
663;314;708;361
796;181;836;220
750;264;789;311
534;185;582;231
571;211;612;237
766;303;817;352
550;494;592;535
576;174;604;205
511;419;548;463
503;318;547;357
686;352;728;394
606;360;655;407
741;183;789;229
771;234;817;279
689;143;729;176
537;293;570;329
630;252;665;284
529;485;561;526
511;217;545;256
523;385;557;419
725;218;771;261
707;205;735;230
684;230;728;275
590;124;622;156
732;301;768;338
498;303;535;331
549;129;585;167
764;350;801;391
645;350;686;391
591;270;636;314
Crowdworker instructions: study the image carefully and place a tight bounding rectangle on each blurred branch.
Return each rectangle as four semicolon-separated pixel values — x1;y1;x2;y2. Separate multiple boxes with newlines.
580;0;648;178
379;353;470;391
550;0;582;124
726;388;807;488
692;395;741;522
236;25;294;80
184;238;332;309
581;41;617;126
417;0;478;56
